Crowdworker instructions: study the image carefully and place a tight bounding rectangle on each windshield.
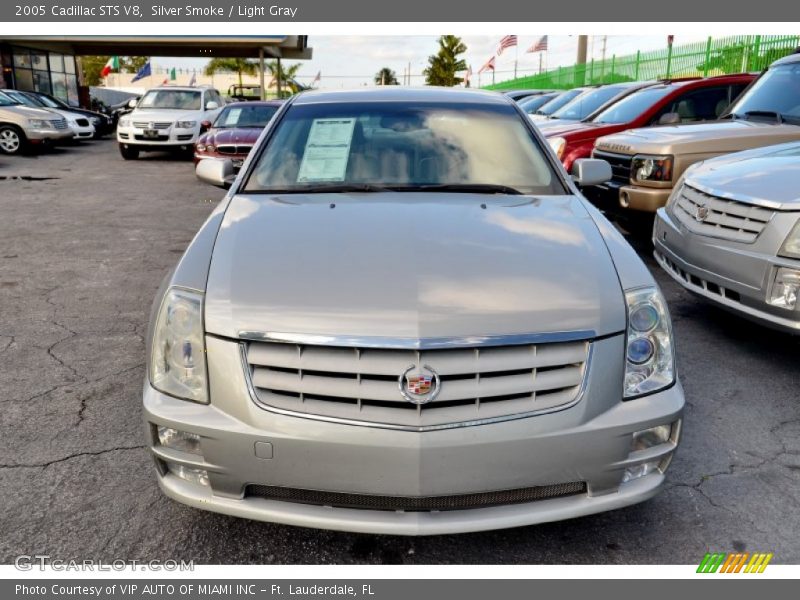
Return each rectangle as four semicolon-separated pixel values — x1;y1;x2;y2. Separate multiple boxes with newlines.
139;90;201;110
518;94;557;113
214;104;279;128
0;91;18;107
592;85;674;124
727;63;800;123
244;101;564;195
34;94;62;109
552;85;630;121
6;91;42;108
536;89;583;115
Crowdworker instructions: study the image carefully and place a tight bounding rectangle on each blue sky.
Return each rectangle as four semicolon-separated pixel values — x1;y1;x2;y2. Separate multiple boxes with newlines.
152;35;708;88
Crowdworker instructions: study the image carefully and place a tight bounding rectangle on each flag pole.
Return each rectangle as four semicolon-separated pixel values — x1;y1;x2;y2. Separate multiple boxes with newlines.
514;43;518;79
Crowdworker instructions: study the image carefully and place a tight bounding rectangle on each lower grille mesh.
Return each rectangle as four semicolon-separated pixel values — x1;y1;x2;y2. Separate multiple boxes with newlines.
245;482;587;512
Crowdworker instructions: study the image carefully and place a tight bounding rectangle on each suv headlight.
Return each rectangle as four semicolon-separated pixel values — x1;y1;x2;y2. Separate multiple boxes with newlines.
28;118;51;129
632;154;673;183
150;288;208;403
119;118;131;128
176;120;197;129
548;136;566;160
624;287;675;399
779;220;800;259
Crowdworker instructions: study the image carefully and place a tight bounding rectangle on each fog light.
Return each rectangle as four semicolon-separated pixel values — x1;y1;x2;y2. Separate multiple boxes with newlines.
631;423;672;452
768;268;800;310
622;461;660;483
157;426;202;455
166;462;209;486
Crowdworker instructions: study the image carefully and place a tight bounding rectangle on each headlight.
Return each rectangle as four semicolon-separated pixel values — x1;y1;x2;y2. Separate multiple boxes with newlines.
624;287;675;399
196;143;206;152
205;144;216;152
548;136;566;160
176;120;197;129
632;154;673;183
27;118;51;128
119;118;131;128
150;288;208;403
779;220;800;259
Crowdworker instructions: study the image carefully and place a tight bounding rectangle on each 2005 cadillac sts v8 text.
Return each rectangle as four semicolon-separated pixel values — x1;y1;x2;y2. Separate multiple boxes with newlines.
143;88;684;535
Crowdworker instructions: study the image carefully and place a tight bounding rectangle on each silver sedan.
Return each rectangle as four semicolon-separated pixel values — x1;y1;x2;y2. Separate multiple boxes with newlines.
654;141;800;334
144;87;684;535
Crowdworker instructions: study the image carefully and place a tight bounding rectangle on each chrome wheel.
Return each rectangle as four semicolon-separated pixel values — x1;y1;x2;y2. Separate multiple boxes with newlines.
0;128;22;154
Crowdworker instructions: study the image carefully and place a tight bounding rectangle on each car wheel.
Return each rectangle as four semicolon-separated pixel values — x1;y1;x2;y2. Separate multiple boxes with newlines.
0;125;26;155
119;143;139;160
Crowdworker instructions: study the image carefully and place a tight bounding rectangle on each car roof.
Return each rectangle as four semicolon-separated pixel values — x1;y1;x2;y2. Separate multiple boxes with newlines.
147;86;207;92
293;87;513;106
224;100;284;107
773;51;800;66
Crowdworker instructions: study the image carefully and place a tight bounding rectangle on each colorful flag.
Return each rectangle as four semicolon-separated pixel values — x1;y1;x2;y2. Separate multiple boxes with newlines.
161;77;169;85
131;60;151;83
188;71;197;86
526;36;549;53
497;35;518;55
311;71;321;85
478;56;495;74
100;56;119;78
170;67;176;81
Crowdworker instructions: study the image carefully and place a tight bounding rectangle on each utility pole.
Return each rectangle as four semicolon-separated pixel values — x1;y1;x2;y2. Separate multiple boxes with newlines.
576;34;589;85
601;35;608;63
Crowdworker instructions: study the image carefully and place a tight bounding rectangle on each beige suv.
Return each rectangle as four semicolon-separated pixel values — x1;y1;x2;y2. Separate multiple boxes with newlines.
588;52;800;216
0;91;73;155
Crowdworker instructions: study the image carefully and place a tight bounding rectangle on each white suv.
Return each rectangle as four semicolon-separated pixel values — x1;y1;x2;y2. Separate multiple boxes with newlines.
117;86;223;159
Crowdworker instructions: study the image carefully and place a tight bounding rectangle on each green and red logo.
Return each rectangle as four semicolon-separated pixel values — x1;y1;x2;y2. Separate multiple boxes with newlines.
697;552;773;573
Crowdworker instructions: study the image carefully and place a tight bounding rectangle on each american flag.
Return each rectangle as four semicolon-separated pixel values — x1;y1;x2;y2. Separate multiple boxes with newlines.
497;35;518;55
311;71;321;85
478;56;496;74
526;36;549;53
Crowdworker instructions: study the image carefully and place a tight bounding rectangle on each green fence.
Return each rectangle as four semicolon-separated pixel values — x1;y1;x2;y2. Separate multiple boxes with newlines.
485;35;800;91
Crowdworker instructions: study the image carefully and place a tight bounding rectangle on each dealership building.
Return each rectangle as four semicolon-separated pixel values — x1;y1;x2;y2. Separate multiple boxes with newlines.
0;36;312;106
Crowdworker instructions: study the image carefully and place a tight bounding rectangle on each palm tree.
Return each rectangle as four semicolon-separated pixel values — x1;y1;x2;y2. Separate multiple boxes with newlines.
374;67;399;85
204;58;257;88
265;60;304;95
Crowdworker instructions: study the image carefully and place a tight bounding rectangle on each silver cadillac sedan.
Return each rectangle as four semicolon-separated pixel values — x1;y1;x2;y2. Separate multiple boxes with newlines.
654;141;800;334
144;88;684;535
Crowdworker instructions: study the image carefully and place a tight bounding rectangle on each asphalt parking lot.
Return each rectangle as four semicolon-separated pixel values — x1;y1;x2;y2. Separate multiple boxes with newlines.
1;139;799;565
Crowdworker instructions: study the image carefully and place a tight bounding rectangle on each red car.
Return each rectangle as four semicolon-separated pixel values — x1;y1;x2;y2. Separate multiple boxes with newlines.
541;74;756;172
194;100;283;169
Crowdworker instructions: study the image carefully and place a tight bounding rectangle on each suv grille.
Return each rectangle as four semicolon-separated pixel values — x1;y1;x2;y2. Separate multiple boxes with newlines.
246;481;587;511
244;339;590;428
51;119;68;130
671;184;774;243
133;121;172;129
592;150;632;186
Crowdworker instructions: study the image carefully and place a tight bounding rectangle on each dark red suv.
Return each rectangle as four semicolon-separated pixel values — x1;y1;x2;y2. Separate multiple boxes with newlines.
541;73;757;172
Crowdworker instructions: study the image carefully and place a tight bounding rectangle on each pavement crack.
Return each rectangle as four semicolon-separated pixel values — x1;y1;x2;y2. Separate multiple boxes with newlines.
0;334;15;353
0;445;146;470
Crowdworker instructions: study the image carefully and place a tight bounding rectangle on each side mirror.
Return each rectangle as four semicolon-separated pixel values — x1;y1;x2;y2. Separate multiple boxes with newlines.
205;100;219;110
127;98;138;108
571;158;612;187
196;158;234;189
658;112;681;125
199;120;212;133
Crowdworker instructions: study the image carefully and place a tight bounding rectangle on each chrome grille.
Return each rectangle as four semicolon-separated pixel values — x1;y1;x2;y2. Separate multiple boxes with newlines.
672;185;774;243
133;121;172;130
216;144;253;155
592;150;633;186
51;119;68;130
244;339;590;428
246;481;587;511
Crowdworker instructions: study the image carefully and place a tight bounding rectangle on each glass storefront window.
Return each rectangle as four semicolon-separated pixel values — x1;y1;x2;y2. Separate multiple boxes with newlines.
64;56;76;75
66;75;78;106
49;53;65;73
33;70;51;94
13;50;31;69
31;52;47;70
51;72;67;101
14;67;33;91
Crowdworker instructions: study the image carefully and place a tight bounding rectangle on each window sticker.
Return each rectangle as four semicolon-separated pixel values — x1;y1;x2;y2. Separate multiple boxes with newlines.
223;108;242;126
297;118;357;183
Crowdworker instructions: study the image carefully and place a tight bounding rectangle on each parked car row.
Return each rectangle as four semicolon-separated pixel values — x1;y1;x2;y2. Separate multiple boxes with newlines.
0;89;113;155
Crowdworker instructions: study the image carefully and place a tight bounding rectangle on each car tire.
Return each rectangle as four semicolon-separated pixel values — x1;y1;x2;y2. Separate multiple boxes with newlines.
0;124;26;155
119;143;139;160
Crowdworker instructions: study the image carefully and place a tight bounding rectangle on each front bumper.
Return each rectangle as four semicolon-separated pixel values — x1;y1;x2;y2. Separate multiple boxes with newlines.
143;335;683;535
70;125;95;140
654;208;800;334
584;181;670;214
117;126;198;147
26;127;74;143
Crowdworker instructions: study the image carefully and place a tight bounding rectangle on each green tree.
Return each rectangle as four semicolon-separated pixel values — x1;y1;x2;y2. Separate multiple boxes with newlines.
423;35;467;87
266;60;303;95
204;58;258;88
374;67;399;85
120;56;148;73
79;55;150;86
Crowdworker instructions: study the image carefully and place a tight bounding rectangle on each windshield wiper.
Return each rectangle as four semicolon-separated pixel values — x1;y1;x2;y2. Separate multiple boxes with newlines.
742;110;784;123
254;183;391;194
387;183;524;195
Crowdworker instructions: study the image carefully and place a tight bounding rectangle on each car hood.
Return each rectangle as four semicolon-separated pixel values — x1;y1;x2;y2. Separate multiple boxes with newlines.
129;109;200;123
540;121;614;139
534;118;582;131
200;127;262;146
204;193;627;341
595;120;800;155
1;105;59;119
685;141;800;208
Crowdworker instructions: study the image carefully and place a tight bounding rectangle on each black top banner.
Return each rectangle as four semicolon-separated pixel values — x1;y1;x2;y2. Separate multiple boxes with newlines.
2;0;800;22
